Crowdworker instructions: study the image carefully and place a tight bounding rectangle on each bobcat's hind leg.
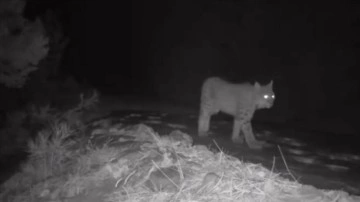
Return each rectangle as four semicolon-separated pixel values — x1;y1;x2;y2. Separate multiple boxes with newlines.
198;110;212;137
231;119;245;144
242;122;266;150
198;103;219;137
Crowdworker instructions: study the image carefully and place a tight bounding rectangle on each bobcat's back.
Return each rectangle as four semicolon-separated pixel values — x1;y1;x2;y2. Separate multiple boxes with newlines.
201;77;275;115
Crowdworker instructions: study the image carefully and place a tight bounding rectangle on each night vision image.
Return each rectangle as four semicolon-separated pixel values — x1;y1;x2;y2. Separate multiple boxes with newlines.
0;0;359;201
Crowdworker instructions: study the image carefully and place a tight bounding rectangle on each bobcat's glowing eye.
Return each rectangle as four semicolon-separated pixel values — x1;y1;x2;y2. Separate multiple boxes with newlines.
264;95;269;99
272;95;275;99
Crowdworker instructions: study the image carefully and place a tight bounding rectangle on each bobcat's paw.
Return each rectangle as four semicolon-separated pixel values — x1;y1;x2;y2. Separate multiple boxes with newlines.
231;136;245;144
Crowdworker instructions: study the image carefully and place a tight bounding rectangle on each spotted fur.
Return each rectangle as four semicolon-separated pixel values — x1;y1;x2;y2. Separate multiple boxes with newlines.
198;77;275;149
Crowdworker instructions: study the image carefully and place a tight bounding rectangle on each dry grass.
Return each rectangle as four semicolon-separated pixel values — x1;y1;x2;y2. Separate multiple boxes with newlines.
105;137;301;202
0;92;359;202
101;125;358;202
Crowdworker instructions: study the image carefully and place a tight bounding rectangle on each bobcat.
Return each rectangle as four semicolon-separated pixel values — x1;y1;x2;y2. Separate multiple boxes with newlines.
198;77;275;149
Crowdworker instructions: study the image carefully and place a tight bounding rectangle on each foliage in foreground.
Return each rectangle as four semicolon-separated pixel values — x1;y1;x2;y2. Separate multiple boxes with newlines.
0;91;98;163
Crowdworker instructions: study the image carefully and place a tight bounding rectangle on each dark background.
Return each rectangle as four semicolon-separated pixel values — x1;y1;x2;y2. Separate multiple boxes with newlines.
24;0;360;129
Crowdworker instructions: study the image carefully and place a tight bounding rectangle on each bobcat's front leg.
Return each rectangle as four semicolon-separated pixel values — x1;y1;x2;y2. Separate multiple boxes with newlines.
232;107;251;144
242;121;265;150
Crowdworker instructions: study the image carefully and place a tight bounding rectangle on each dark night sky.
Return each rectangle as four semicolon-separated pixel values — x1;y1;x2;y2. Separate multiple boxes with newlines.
24;0;360;123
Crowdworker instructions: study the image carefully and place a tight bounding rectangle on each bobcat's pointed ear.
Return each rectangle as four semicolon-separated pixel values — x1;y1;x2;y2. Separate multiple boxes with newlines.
268;80;273;87
254;82;261;89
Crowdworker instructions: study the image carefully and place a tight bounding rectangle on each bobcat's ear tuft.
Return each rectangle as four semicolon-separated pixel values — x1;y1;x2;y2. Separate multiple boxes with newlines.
254;82;261;89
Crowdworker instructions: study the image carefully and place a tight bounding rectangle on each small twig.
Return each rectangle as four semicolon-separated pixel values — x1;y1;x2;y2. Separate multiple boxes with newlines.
277;145;297;182
270;156;276;178
212;139;224;153
152;160;180;189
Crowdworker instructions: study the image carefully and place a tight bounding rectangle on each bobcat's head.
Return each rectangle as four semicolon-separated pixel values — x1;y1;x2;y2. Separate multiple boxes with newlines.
254;80;275;109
